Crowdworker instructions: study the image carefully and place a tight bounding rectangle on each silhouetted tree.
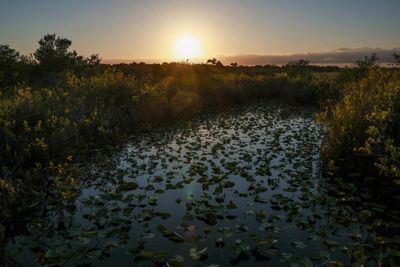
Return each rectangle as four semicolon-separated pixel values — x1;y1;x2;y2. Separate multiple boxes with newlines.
85;53;101;65
285;59;311;79
34;34;101;72
0;44;30;86
0;45;19;65
394;53;400;67
286;59;310;67
206;58;223;66
34;34;74;71
355;53;379;69
230;62;238;67
207;58;217;65
348;53;380;80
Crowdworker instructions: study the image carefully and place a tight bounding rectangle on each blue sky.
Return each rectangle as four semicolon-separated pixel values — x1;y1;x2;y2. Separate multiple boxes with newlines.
1;0;399;60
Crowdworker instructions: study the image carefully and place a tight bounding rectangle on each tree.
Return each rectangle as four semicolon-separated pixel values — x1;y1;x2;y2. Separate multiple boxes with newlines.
206;58;223;66
230;62;238;67
394;53;400;67
349;54;380;80
287;59;310;67
0;45;20;66
355;53;379;69
207;58;217;65
0;45;21;86
86;54;101;65
34;34;73;71
34;34;101;72
285;59;311;79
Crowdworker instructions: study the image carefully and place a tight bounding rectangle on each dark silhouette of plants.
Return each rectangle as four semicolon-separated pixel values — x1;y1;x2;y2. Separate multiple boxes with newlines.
394;53;400;67
34;34;74;71
355;53;379;69
34;34;100;72
206;58;223;66
0;45;20;84
207;58;217;65
0;45;19;66
285;59;311;79
0;44;33;86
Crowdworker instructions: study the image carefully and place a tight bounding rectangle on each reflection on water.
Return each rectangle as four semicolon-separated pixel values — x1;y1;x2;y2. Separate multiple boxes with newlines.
4;101;400;266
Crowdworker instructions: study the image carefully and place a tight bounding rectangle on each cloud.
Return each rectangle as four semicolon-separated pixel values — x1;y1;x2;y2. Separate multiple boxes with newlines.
219;47;400;66
102;47;400;66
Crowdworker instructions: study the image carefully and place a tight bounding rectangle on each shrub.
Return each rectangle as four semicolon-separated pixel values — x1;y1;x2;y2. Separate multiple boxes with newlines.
318;67;400;181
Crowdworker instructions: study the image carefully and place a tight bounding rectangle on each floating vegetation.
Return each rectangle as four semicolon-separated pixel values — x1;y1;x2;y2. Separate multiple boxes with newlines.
3;101;400;266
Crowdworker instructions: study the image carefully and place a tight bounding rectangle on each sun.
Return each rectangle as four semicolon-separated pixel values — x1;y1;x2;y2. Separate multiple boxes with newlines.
173;35;202;60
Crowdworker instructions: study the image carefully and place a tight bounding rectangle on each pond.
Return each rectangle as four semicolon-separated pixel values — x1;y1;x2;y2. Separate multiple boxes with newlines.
4;101;400;266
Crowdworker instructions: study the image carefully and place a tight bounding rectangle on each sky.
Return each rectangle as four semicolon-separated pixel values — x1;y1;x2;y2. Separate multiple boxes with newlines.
1;0;399;61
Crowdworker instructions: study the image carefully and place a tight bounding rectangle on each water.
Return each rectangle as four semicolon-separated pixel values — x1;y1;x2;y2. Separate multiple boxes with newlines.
4;101;400;266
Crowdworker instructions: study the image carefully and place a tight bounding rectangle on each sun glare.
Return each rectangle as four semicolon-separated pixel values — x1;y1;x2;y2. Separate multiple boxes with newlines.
173;35;202;60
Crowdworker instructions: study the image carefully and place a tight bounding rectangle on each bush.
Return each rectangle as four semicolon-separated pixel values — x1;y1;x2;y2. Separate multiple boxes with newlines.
318;67;400;181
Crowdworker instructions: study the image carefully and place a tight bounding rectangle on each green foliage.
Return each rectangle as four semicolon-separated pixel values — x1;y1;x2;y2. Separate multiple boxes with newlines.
0;69;143;217
0;44;30;86
319;67;400;180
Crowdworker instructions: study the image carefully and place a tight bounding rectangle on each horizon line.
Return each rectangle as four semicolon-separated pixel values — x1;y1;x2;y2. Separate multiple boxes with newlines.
102;46;400;66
